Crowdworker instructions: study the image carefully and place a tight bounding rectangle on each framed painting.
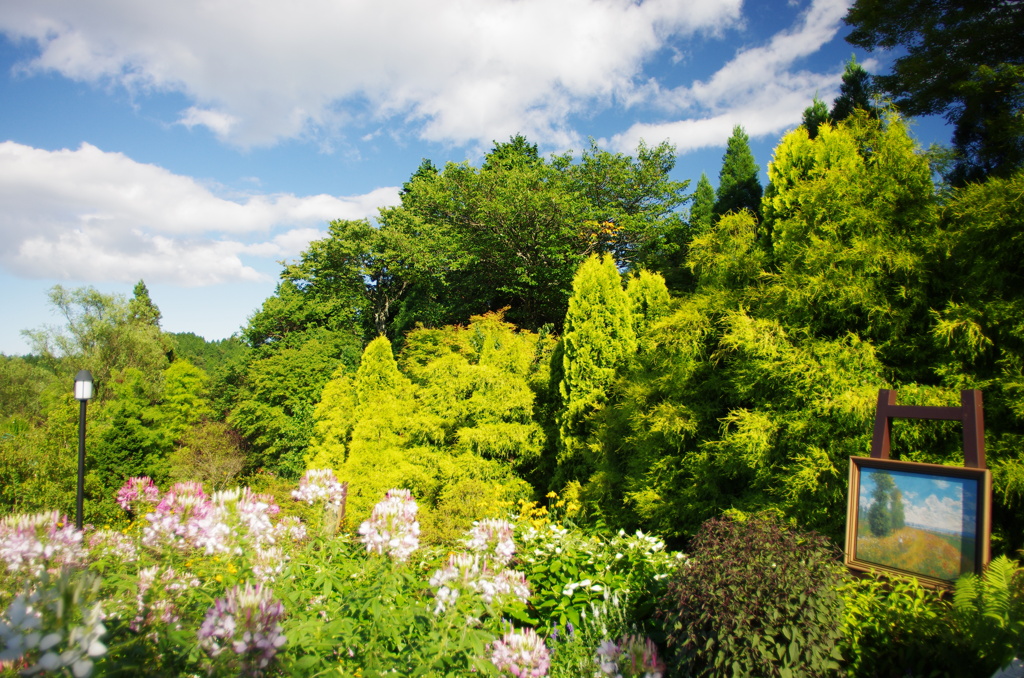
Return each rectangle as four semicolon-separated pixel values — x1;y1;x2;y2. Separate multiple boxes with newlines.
845;456;991;587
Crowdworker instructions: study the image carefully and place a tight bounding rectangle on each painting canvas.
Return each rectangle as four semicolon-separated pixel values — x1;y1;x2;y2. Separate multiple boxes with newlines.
846;457;991;585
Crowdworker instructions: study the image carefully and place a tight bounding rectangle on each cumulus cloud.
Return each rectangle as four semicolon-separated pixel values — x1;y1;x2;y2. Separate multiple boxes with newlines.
0;141;399;285
0;0;744;149
905;492;967;536
609;0;853;153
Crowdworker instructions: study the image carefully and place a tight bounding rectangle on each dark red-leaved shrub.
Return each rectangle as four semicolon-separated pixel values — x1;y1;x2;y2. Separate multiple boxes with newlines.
658;514;846;677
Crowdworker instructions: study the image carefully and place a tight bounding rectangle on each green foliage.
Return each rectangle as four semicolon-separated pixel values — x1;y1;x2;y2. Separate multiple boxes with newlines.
307;325;537;542
801;96;830;140
714;125;763;219
230;328;362;477
278;540;503;677
659;515;846;677
689;172;715;236
515;517;682;635
762;110;936;375
932;170;1024;548
838;573;946;677
830;55;876;122
625;270;673;340
0;356;61;421
375;137;687;335
843;0;1024;184
22;285;171;401
949;555;1024;672
166;421;245;490
244;220;376;346
159;359;215;440
866;471;901;537
129;280;161;326
556;255;637;482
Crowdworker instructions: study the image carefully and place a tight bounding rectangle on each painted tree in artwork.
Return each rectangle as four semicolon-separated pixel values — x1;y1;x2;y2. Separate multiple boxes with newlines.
867;471;900;537
890;487;906;532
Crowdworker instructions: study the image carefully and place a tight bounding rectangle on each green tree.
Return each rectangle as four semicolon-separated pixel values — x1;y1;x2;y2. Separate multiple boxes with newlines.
714;126;763;219
831;55;876;122
159;359;215;440
929;170;1024;549
556;254;637;482
377;137;687;334
625;269;673;340
802;96;831;140
689;172;716;235
244;220;376;344
22;285;170;400
867;471;897;537
891;487;906;531
761;110;937;376
230;328;362;476
92;368;173;492
844;0;1024;183
129;280;161;326
166;421;245;490
307;332;531;539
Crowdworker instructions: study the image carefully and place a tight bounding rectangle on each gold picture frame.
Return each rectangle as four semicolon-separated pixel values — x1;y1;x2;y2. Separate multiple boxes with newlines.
845;456;991;587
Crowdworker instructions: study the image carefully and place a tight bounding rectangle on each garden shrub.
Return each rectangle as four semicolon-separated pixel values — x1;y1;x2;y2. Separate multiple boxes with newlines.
946;555;1024;675
839;572;946;677
658;514;845;677
515;517;682;635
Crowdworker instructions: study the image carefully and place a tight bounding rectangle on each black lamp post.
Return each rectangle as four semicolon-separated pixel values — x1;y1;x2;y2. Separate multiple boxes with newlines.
74;370;94;530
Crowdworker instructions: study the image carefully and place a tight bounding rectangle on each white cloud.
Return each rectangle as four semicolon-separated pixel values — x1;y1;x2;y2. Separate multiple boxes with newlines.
0;141;399;285
905;492;965;535
609;0;853;153
0;0;744;148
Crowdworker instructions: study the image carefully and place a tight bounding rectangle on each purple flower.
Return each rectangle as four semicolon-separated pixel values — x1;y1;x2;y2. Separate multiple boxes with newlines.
357;489;420;562
489;628;550;678
197;582;287;677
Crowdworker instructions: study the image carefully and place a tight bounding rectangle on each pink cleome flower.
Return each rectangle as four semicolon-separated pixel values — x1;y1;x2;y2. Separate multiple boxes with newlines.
291;469;347;508
357;489;420;562
0;511;84;577
198;582;287;677
115;476;161;512
490;628;550;678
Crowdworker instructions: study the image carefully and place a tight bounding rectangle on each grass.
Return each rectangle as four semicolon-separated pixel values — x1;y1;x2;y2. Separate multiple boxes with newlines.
856;525;971;581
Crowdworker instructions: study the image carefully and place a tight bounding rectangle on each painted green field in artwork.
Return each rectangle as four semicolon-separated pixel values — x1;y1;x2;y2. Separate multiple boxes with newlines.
856;524;974;581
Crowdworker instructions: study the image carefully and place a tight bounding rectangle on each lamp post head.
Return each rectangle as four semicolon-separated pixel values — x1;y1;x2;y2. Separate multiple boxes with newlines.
74;370;94;401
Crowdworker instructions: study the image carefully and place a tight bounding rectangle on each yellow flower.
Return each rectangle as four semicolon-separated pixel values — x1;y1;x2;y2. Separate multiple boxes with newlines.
545;491;558;499
215;574;223;583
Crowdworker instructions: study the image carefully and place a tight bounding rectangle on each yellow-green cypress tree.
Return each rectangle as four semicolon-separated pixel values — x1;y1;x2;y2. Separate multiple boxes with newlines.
556;254;637;480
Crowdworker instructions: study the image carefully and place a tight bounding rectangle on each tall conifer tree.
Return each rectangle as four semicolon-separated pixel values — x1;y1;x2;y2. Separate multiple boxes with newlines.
690;173;716;234
830;56;875;122
714;126;763;219
802;96;831;140
556;255;636;481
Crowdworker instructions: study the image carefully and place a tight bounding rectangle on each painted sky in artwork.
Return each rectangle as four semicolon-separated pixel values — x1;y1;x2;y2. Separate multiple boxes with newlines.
860;467;978;538
0;0;952;353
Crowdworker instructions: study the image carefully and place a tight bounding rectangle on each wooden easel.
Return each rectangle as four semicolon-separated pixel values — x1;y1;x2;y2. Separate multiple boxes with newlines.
870;389;986;469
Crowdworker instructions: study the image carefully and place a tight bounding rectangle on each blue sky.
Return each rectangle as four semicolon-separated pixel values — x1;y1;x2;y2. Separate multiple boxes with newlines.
0;0;952;355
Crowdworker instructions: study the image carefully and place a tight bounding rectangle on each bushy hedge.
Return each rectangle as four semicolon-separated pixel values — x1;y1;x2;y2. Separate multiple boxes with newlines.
658;515;846;677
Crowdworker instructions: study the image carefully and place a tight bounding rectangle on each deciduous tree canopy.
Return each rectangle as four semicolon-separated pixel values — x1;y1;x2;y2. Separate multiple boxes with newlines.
844;0;1024;183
